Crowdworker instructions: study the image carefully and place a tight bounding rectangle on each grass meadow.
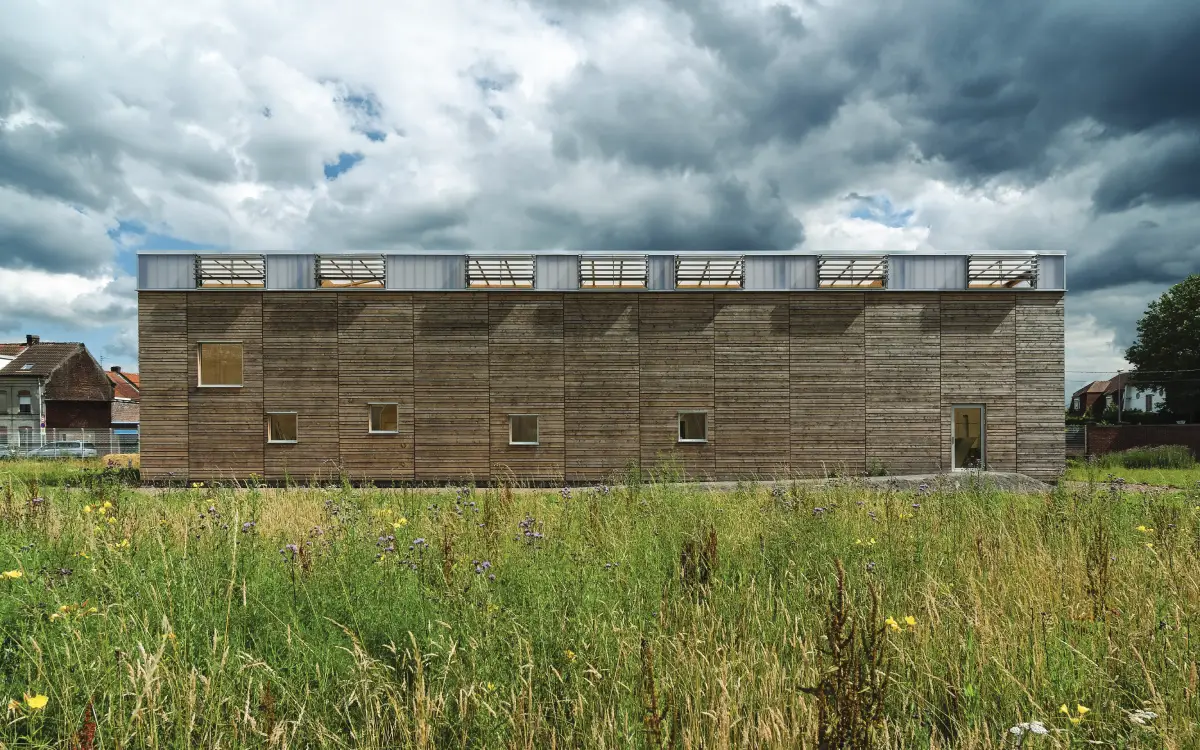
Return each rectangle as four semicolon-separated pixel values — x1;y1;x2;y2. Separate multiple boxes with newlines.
1;465;1198;748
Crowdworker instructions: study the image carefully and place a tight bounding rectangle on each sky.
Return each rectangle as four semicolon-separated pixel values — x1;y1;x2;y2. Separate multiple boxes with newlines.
2;0;1199;398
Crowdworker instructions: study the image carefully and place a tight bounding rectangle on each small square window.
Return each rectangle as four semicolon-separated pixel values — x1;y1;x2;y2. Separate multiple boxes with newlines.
369;403;399;433
267;412;297;443
509;414;539;446
198;342;243;387
678;411;708;443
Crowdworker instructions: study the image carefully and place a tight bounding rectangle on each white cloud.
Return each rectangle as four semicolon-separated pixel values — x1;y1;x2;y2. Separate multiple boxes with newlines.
0;269;135;332
1065;313;1130;397
0;0;1196;386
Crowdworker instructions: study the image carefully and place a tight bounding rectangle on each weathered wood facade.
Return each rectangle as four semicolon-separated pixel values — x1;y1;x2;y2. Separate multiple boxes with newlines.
138;288;1066;482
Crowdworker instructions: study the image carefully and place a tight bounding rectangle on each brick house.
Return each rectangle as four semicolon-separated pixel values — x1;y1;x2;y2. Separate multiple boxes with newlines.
0;335;114;447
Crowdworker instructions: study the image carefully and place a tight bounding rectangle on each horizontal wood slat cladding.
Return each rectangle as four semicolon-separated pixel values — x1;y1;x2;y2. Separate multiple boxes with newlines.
865;294;942;475
1016;294;1066;480
187;293;264;480
564;295;640;480
263;295;340;480
139;289;1066;483
791;294;866;476
413;294;490;481
640;294;715;479
138;293;189;479
489;295;565;481
715;295;790;478
939;295;1017;472
337;294;415;481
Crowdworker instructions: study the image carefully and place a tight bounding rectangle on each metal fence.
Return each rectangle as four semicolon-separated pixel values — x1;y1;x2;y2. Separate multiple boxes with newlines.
1065;425;1086;457
1;428;139;459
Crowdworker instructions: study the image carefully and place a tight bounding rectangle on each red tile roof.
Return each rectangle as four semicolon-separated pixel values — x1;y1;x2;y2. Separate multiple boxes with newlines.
106;370;140;400
0;343;27;357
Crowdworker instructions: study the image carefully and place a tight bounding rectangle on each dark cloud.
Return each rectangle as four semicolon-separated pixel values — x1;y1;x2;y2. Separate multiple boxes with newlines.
3;0;1200;378
1070;219;1200;294
524;178;803;252
1092;134;1200;213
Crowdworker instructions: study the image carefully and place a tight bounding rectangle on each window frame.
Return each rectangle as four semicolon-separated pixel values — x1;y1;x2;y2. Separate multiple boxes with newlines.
197;341;245;388
17;390;32;414
508;414;540;446
368;402;400;434
950;403;986;471
677;410;709;443
266;411;299;444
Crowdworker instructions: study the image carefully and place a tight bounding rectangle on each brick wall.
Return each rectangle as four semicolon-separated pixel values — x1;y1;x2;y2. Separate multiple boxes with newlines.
45;401;112;429
1086;425;1200;456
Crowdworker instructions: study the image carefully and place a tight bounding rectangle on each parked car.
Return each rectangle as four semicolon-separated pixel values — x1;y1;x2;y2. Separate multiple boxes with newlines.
26;441;99;459
0;444;19;460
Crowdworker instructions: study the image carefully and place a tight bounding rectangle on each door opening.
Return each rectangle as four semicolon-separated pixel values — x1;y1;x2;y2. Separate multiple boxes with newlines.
952;406;985;470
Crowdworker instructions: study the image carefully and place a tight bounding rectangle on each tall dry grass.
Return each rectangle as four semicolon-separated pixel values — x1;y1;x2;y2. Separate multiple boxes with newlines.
1;473;1197;748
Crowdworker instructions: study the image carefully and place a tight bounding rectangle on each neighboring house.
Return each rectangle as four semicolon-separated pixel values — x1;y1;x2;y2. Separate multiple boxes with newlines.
1070;380;1112;415
1070;373;1162;416
138;250;1067;482
0;342;27;369
107;366;141;435
0;335;114;447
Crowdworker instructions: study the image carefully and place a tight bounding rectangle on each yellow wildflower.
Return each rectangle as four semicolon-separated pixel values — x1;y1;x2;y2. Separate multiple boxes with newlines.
1136;525;1154;533
49;613;62;621
76;551;89;559
905;615;917;628
486;682;496;692
2;570;22;580
1077;704;1089;715
83;505;92;514
24;694;48;710
885;616;900;631
564;649;577;662
1146;542;1154;549
107;517;116;525
1070;716;1081;725
1059;704;1069;715
393;517;408;528
102;501;112;510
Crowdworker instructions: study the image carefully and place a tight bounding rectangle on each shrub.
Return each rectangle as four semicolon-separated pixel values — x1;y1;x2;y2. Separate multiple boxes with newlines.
1091;444;1196;469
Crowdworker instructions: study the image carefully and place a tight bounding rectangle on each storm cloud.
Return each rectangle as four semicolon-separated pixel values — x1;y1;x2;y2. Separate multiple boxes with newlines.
1;0;1199;388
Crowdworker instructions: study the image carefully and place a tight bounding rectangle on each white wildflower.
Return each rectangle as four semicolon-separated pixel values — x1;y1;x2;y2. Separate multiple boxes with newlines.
1127;709;1158;725
1009;721;1049;737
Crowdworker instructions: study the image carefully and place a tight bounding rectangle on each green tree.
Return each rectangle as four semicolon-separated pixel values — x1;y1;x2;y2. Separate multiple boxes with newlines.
1124;274;1200;422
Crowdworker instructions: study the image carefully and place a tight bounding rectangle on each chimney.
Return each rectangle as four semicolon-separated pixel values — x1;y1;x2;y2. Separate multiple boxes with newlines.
110;365;122;373
25;334;39;346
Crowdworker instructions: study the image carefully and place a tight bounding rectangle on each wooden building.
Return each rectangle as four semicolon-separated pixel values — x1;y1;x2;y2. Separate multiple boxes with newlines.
136;252;1066;482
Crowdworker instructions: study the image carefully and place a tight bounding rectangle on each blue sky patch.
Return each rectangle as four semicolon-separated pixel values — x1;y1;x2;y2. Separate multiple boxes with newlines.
325;151;364;180
847;193;914;228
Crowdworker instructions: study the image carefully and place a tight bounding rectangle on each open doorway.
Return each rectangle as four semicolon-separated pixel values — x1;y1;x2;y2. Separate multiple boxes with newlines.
952;406;985;470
